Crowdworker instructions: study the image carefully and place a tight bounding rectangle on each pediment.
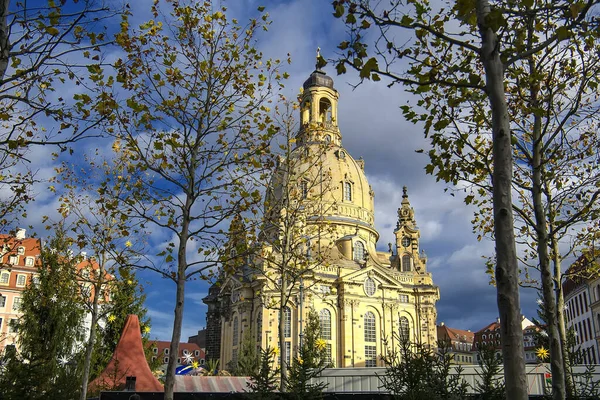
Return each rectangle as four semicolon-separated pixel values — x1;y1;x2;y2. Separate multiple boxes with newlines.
340;264;404;289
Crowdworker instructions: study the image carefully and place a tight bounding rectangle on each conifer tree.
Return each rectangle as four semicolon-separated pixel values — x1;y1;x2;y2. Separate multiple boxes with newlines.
287;309;329;400
247;347;281;399
235;330;259;376
0;228;85;400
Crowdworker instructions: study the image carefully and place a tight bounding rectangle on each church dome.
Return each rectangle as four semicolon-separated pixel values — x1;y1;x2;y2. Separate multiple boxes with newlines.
303;69;334;90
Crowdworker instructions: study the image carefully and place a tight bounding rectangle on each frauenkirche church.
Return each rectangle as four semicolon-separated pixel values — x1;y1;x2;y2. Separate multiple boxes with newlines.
204;63;439;369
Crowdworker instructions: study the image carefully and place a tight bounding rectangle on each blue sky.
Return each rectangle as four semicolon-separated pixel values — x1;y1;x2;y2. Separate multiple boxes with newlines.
13;0;541;341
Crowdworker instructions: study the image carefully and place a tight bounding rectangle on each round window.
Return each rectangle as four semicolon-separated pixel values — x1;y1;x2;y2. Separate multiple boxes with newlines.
402;237;411;247
364;277;376;296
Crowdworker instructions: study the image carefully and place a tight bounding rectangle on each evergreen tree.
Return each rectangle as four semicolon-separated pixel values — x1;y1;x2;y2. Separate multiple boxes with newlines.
236;330;259;376
247;347;280;399
286;309;329;400
0;230;85;400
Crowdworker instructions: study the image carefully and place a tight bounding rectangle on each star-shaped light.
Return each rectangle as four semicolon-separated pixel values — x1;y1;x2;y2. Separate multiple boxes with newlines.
125;240;133;248
143;325;151;334
315;338;327;350
50;294;58;303
59;356;69;366
536;298;543;305
107;315;116;323
272;347;280;356
192;361;199;369
536;347;549;361
183;353;194;364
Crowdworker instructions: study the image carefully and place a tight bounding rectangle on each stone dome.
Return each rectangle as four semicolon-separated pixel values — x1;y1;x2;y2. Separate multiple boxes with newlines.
303;69;334;90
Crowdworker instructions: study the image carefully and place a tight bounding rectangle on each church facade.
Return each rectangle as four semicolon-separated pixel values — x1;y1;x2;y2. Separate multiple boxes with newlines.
203;66;439;369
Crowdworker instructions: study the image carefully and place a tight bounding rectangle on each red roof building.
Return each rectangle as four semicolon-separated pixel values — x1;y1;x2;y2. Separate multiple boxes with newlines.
436;323;475;364
148;340;205;367
0;229;41;352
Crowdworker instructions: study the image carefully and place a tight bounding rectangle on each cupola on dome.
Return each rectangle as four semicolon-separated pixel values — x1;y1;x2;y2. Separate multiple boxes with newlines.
303;69;334;90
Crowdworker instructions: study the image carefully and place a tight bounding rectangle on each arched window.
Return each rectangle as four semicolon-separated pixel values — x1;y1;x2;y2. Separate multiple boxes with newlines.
402;254;411;272
344;182;352;201
399;316;410;340
364;311;376;342
319;98;332;123
324;134;332;143
256;311;263;342
320;309;331;340
233;316;239;346
283;307;291;338
353;241;365;262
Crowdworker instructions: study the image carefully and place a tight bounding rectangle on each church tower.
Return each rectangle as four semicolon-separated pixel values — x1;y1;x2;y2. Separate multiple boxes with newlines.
206;58;440;370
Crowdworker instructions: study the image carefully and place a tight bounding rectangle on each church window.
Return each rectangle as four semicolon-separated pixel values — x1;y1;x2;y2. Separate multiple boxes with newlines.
283;307;292;338
353;241;365;262
344;182;352;201
232;349;238;366
300;180;308;199
320;309;331;340
325;344;333;366
324;134;331;143
399;294;408;303
364;311;376;342
256;311;262;342
364;278;376;297
365;345;377;367
319;98;332;123
233;317;239;346
402;254;411;272
285;341;291;366
338;150;346;159
399;317;410;340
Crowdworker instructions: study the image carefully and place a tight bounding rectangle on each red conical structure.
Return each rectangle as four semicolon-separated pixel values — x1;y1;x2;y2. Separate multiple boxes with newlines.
89;314;163;393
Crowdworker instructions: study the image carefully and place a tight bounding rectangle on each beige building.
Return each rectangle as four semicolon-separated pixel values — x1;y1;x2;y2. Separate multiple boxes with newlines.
205;66;439;369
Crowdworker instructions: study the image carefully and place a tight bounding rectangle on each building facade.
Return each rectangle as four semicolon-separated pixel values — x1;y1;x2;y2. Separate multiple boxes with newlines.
0;229;41;352
436;323;475;364
205;66;440;370
563;253;599;365
473;316;539;364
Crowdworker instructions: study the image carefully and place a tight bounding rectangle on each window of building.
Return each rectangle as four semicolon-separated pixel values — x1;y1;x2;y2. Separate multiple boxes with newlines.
8;255;18;265
257;311;262;342
320;343;331;366
177;358;181;364
183;349;189;356
324;134;332;143
25;257;34;266
285;341;291;366
364;311;376;342
399;294;409;303
233;317;239;346
152;356;156;362
0;295;5;308
17;247;24;255
353;241;365;262
232;349;238;366
365;345;377;367
402;254;411;272
300;181;308;199
320;309;331;340
344;182;352;201
283;307;291;338
319;98;332;123
153;347;158;354
401;237;411;247
0;271;9;284
399;316;410;340
0;318;3;330
164;348;169;355
364;278;376;297
16;274;26;287
164;357;169;363
12;297;21;311
8;319;17;333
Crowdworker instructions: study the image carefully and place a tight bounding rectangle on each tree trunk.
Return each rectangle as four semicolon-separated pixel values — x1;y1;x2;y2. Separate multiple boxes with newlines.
164;227;189;400
552;245;574;398
476;1;527;399
532;127;565;400
0;0;9;81
79;259;104;400
279;270;288;390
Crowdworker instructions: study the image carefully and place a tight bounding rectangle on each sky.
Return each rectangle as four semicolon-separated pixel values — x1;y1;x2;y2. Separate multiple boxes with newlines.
12;0;541;341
